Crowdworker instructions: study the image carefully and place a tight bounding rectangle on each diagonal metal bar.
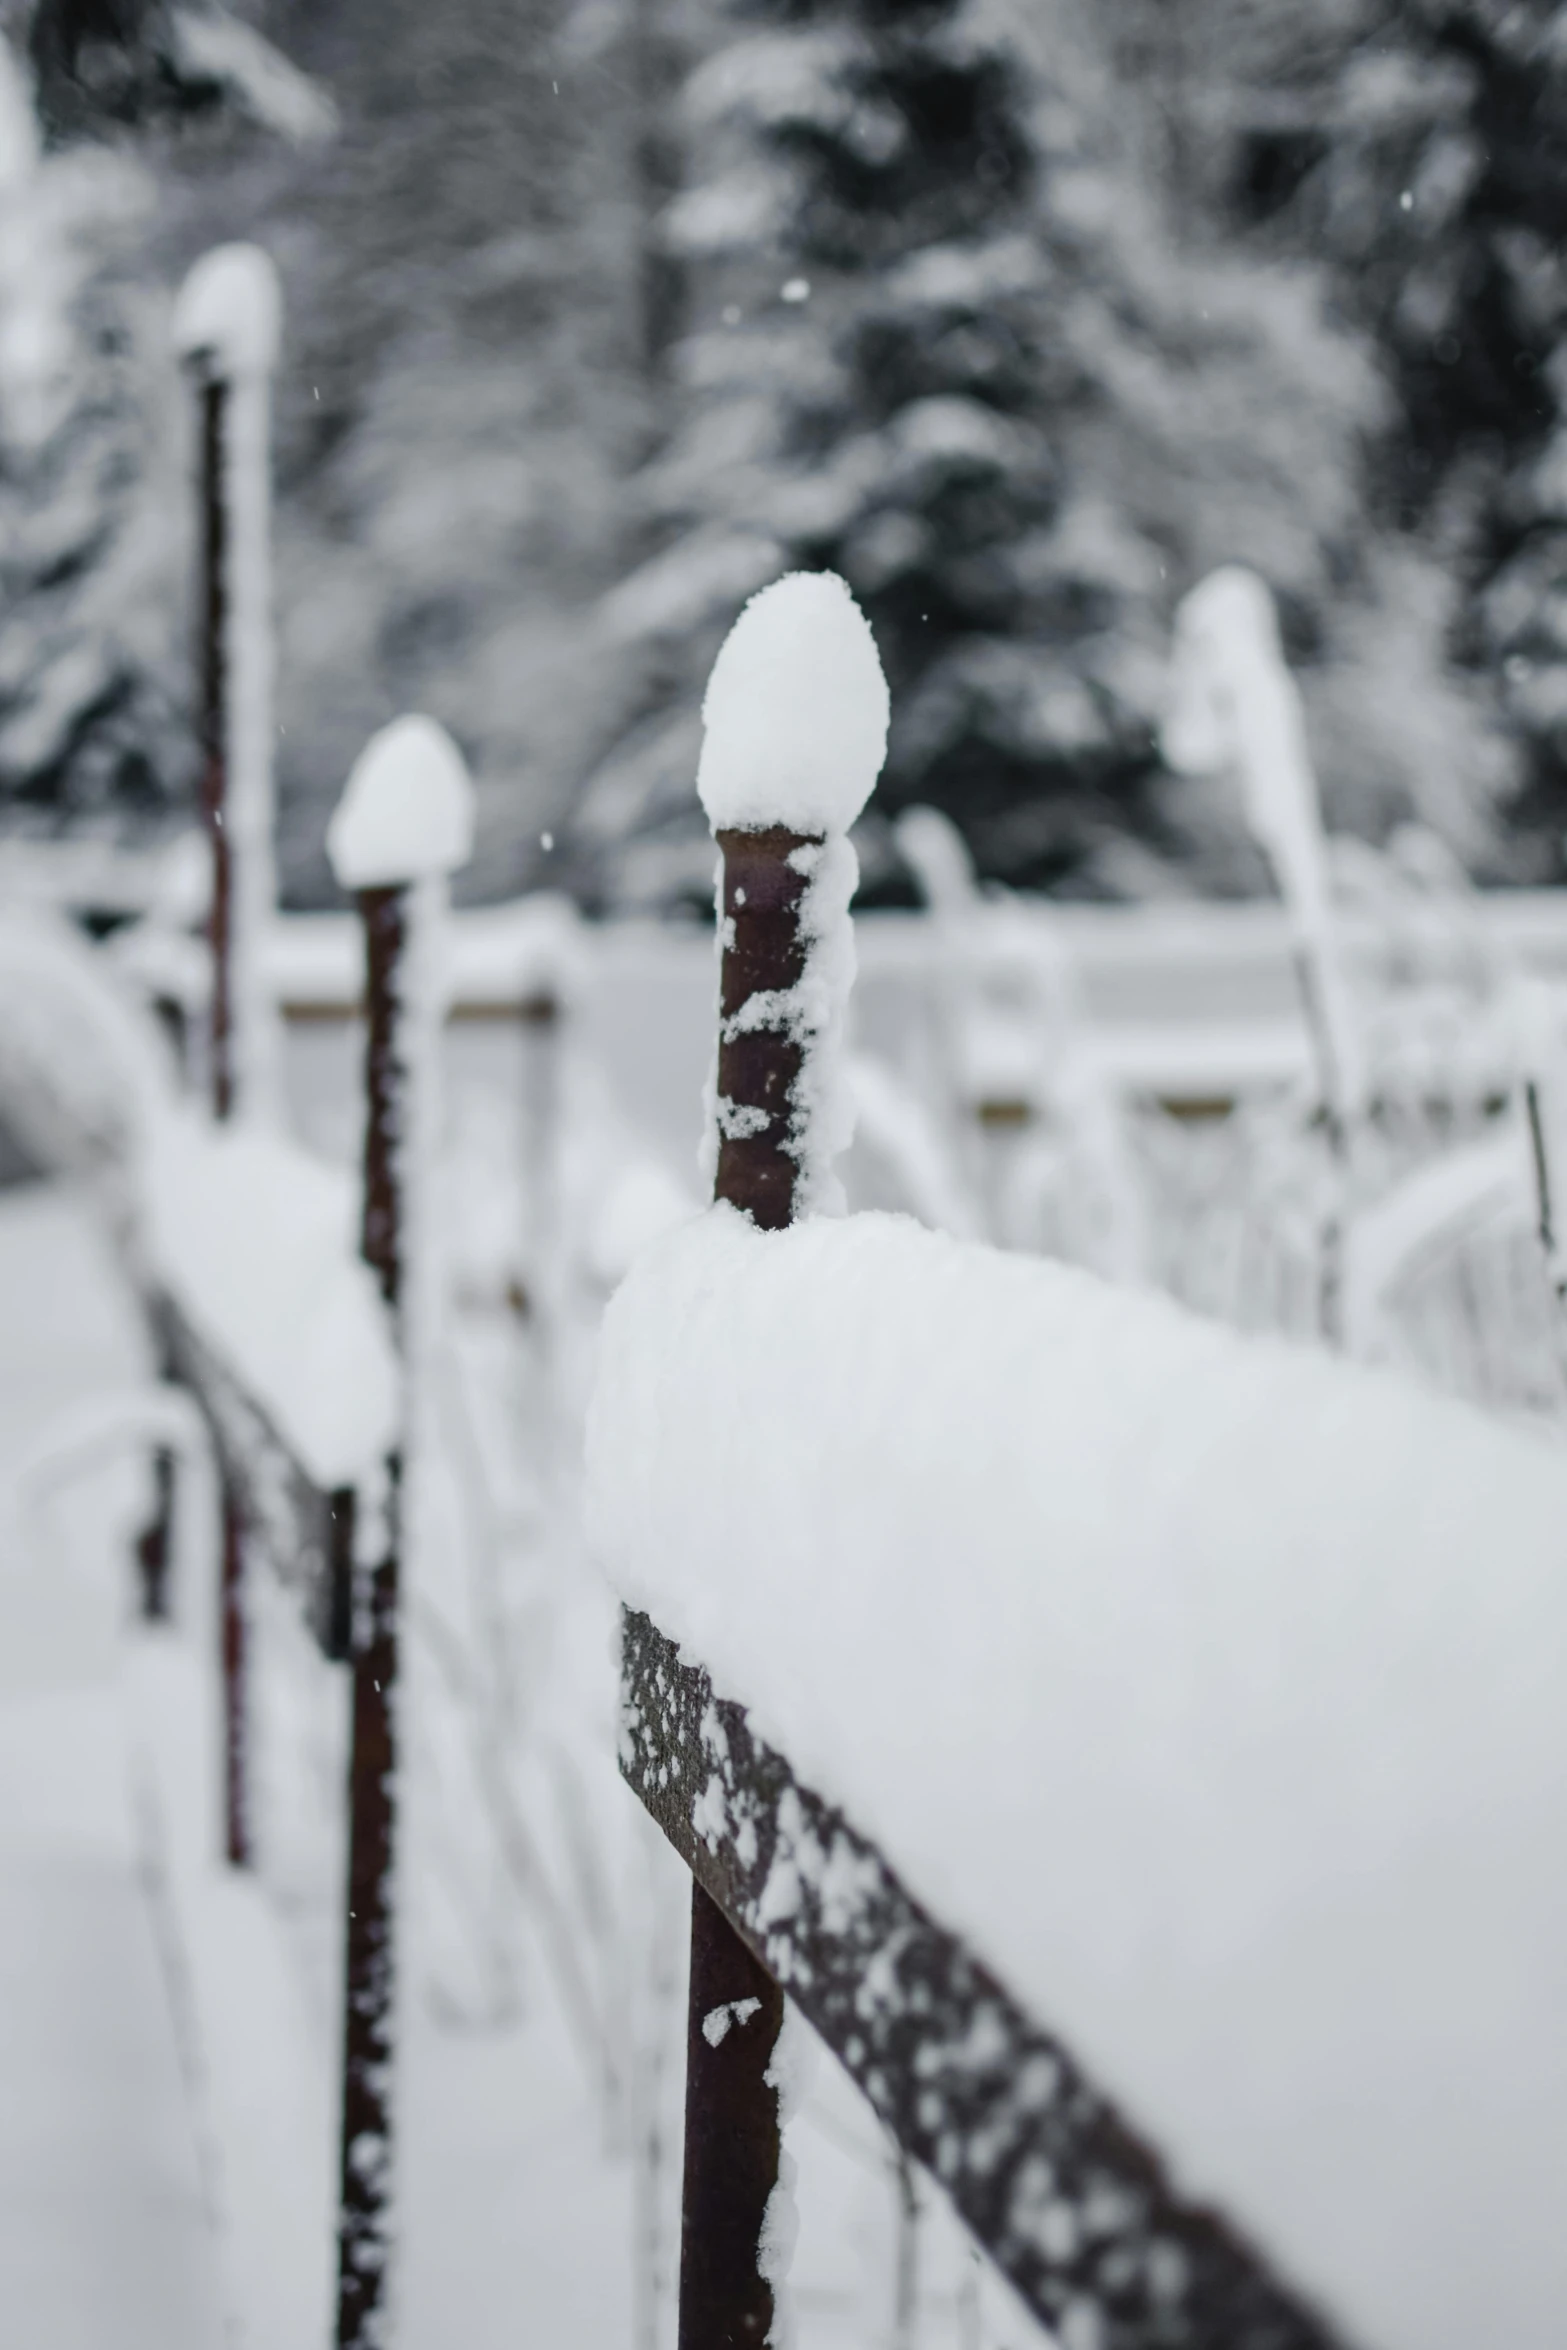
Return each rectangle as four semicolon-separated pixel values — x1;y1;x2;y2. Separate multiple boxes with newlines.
622;1607;1355;2350
153;1290;351;1659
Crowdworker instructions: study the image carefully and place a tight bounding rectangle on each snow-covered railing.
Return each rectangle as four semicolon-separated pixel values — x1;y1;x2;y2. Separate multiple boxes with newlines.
139;1112;396;1661
588;579;1567;2350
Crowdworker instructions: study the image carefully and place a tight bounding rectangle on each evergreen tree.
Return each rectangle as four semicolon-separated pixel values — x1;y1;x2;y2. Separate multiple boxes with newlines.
575;0;1463;906
1185;0;1567;872
0;32;187;827
0;3;329;836
138;0;669;901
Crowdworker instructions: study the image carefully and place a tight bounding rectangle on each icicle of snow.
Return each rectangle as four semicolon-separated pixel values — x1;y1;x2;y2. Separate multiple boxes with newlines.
696;575;887;1217
697;570;888;836
175;243;285;1124
326;715;476;891
1164;567;1363;1122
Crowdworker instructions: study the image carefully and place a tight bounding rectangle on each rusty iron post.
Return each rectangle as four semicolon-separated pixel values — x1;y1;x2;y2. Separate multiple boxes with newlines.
677;823;818;2350
323;1485;357;1665
135;1443;176;1622
191;362;255;1864
177;248;285;1875
335;882;407;2350
197;374;234;1122
712;826;818;1232
681;1880;785;2350
219;1483;250;1865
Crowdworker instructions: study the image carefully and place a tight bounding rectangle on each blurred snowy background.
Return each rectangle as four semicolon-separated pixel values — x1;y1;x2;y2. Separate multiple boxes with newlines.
7;0;1567;907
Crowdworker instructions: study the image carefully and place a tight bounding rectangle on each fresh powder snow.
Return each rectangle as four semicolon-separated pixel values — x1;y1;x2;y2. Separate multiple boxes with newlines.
327;714;476;891
695;570;889;838
586;1202;1567;2350
171;243;282;381
141;1111;396;1491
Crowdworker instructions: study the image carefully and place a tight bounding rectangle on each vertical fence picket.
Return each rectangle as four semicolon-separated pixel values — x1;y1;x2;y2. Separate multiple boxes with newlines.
327;716;475;2350
675;572;890;2349
336;882;406;2349
676;818;818;2349
174;244;283;1863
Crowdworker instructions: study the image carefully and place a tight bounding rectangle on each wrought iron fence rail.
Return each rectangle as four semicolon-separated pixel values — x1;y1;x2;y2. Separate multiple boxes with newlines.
622;1607;1351;2350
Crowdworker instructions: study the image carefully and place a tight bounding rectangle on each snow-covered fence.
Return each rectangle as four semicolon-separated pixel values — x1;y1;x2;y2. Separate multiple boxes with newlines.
589;579;1567;2350
140;1114;396;1667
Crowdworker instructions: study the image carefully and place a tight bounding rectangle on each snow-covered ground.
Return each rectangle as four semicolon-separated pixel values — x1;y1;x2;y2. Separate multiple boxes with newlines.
0;1175;633;2349
0;1161;1032;2349
0;1183;222;2350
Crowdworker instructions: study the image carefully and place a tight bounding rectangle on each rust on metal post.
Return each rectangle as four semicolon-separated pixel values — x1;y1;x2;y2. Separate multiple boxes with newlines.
681;1881;785;2350
136;1445;176;1622
323;1486;357;1665
677;824;817;2350
713;825;819;1231
195;369;251;1867
220;1480;249;1866
335;882;407;2350
359;886;407;1306
197;375;233;1124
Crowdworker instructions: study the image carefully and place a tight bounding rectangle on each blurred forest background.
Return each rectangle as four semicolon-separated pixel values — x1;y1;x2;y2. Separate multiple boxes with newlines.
4;0;1567;909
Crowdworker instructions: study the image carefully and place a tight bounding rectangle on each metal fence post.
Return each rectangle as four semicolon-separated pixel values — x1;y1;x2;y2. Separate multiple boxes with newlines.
327;715;474;2350
336;882;405;2349
174;245;284;1869
676;818;822;2349
674;571;888;2349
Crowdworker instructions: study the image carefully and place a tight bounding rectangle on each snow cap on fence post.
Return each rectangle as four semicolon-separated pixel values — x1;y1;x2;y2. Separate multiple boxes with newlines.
699;571;888;1226
697;569;888;836
172;242;282;379
327;714;475;891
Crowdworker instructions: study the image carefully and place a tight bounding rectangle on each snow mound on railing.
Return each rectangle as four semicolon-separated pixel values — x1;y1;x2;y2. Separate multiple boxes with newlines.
697;570;888;835
0;902;175;1172
142;1113;396;1490
586;1205;1567;2350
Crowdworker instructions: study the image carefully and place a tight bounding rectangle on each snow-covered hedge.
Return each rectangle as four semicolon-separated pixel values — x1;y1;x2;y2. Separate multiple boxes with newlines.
587;1203;1567;2350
